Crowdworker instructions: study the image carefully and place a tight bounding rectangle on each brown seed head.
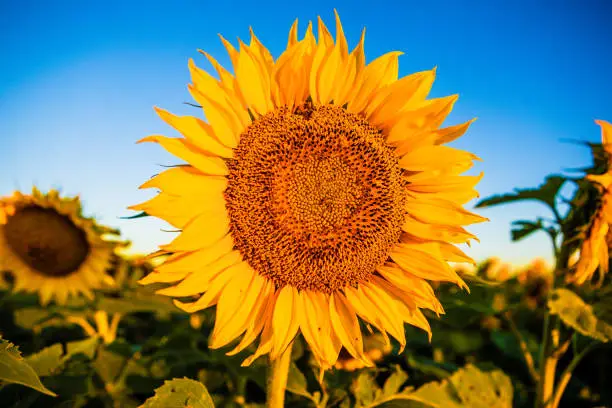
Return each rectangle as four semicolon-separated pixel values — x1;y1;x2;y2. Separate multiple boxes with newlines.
224;102;406;292
3;206;90;277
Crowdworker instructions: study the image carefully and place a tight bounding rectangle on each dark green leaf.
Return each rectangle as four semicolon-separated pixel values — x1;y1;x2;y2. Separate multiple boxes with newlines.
121;211;150;220
510;219;545;242
475;175;565;210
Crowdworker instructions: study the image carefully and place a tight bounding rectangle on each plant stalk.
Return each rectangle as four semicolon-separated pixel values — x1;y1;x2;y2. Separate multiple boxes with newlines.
266;341;294;408
551;342;598;408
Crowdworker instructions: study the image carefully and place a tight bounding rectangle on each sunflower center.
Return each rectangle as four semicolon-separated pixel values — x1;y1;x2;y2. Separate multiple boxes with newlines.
3;206;90;277
225;102;406;293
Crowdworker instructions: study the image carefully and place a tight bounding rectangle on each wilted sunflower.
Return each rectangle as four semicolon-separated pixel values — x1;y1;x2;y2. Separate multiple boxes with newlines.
0;188;119;305
569;120;612;286
133;12;485;369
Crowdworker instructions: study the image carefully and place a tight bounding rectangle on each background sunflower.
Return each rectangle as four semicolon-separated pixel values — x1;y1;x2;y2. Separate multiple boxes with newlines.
0;188;121;305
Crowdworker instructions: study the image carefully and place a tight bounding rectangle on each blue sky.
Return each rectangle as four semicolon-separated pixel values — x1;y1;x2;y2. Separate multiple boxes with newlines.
1;0;611;266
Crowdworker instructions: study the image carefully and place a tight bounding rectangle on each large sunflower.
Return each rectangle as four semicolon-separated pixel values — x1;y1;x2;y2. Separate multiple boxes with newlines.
569;120;612;286
133;12;485;369
0;188;118;305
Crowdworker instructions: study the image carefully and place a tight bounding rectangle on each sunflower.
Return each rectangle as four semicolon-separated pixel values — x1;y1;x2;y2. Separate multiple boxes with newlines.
133;11;485;370
569;120;612;286
0;188;119;305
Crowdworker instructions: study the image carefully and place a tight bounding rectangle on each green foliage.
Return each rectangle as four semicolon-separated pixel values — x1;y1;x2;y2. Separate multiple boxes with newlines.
548;288;612;342
475;176;566;212
0;336;57;396
26;336;100;376
409;364;513;408
140;378;214;408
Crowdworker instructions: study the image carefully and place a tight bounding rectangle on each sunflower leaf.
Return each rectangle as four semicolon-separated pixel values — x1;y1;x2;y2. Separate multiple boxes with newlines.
286;362;311;399
510;219;546;242
352;371;381;407
140;378;214;408
475;175;566;212
26;336;100;377
0;336;57;397
407;364;513;408
97;289;180;315
547;288;612;342
382;365;409;397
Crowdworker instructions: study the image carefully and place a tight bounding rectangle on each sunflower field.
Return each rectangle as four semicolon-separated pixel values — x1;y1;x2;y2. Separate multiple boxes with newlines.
1;9;611;408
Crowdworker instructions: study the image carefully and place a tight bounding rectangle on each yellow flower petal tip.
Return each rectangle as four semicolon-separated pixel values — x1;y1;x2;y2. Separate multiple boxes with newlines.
134;11;484;370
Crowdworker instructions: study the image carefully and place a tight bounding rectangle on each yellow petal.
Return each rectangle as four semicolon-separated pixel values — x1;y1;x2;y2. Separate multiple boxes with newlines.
435;119;477;145
227;281;275;356
595;119;612;155
368;68;436;127
138;135;228;175
376;264;443;313
336;28;366;105
160;211;230;252
399;145;480;172
299;291;328;363
173;258;242;313
139;166;227;196
287;19;299;48
405;196;487;226
348;51;403;114
155;250;242;297
343;286;391;347
270;286;300;359
218;34;239;69
359;282;406;349
210;262;262;348
235;42;272;116
329;292;373;366
390;244;466;287
155;234;234;274
154;107;234;157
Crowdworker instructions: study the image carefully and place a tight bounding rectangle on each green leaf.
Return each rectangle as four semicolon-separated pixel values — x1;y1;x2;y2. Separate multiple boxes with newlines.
121;211;150;220
382;365;409;397
97;289;179;315
408;364;513;408
286;362;311;399
547;288;612;342
0;336;57;397
26;336;100;377
510;219;546;242
140;378;214;408
475;175;565;211
13;308;67;330
352;371;381;407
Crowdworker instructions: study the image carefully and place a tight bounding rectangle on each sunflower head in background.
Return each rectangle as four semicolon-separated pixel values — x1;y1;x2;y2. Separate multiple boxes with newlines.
0;188;120;305
133;11;486;370
568;120;612;286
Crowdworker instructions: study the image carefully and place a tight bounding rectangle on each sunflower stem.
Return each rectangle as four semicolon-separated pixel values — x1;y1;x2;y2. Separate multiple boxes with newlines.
266;341;294;408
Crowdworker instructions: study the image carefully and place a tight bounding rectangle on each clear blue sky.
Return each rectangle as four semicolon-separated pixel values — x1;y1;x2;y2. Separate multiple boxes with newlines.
1;0;611;266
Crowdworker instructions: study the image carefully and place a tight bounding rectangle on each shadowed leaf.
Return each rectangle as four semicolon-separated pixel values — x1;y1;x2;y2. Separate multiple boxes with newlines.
140;378;214;408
